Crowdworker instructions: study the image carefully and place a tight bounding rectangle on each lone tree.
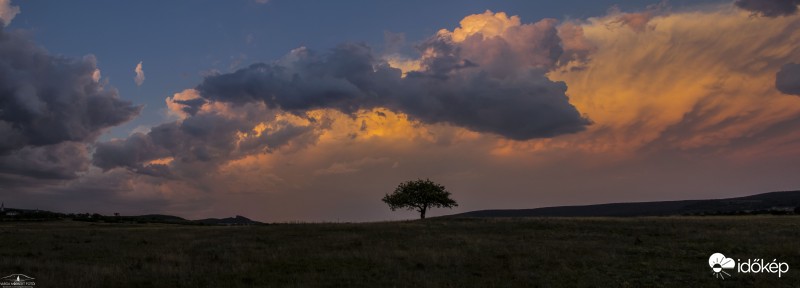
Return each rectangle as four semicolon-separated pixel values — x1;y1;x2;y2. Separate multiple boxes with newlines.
382;178;457;219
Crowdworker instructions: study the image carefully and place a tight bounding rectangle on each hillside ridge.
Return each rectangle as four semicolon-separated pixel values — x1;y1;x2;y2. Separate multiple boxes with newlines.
450;190;800;218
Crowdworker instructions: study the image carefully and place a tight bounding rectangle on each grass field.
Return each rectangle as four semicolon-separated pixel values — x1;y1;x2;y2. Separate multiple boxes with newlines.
1;216;798;287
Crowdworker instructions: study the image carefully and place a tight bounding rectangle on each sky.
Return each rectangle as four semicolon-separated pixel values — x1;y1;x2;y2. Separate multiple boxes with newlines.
1;0;800;222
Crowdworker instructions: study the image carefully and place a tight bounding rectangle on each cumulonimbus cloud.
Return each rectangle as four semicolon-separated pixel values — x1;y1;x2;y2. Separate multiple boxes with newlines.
0;27;141;180
93;10;593;182
196;12;591;141
543;4;800;156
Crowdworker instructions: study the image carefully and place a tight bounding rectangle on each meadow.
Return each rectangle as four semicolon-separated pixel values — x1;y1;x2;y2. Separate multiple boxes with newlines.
0;216;799;287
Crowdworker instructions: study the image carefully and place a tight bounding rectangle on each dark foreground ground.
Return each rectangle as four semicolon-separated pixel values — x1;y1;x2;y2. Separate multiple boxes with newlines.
0;216;798;287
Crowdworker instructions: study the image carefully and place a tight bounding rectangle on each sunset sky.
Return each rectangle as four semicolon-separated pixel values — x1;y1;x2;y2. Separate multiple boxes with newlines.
1;0;799;221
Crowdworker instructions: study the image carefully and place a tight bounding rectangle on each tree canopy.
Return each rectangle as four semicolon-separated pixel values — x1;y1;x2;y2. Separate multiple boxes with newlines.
382;178;457;219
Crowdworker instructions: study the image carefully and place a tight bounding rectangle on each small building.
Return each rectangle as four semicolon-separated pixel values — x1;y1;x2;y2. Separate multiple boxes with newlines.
1;202;19;216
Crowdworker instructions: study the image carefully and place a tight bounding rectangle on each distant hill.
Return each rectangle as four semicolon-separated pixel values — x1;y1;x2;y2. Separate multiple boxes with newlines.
111;214;263;225
451;190;800;218
131;214;189;223
195;215;262;225
1;209;264;225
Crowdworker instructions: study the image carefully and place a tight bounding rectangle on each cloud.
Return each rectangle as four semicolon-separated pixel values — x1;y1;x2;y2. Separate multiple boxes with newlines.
541;4;800;157
605;2;668;32
166;89;206;119
448;10;522;42
92;132;171;172
0;27;141;181
433;10;565;72
0;0;19;27
196;12;591;140
556;22;595;67
93;98;323;178
776;63;800;96
735;0;800;17
0;142;90;180
134;61;145;86
92;69;102;82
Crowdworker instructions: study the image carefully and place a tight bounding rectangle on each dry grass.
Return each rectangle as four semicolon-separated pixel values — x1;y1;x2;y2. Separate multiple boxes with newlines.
0;216;799;287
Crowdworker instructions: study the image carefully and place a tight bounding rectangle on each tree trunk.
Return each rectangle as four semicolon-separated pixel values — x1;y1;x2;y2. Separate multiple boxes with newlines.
419;207;427;219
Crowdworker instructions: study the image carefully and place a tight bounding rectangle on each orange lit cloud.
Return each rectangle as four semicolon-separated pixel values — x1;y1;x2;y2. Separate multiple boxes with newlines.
433;10;564;71
544;5;800;159
0;0;19;26
448;10;522;42
165;89;201;119
384;55;421;76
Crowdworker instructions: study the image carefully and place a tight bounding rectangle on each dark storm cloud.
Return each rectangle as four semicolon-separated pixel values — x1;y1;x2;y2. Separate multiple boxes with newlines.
401;69;588;139
0;142;90;179
93;107;319;175
397;28;589;140
735;0;800;17
93;132;171;171
776;63;800;96
413;36;479;77
0;27;141;180
198;44;392;114
197;40;589;141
